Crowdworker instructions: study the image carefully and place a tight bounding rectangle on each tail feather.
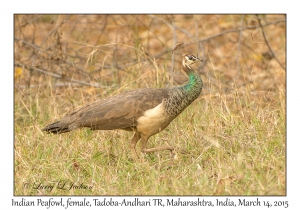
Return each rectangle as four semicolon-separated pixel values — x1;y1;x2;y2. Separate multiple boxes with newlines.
42;121;72;134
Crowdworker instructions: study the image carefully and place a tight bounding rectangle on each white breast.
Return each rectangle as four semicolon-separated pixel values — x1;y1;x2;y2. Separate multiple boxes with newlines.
137;103;171;137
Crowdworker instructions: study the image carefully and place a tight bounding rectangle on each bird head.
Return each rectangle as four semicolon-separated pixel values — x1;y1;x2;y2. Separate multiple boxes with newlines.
183;55;203;66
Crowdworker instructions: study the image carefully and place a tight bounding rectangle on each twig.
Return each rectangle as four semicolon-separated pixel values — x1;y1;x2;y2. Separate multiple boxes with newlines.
40;15;71;47
171;17;178;86
14;63;101;88
184;19;285;47
18;15;43;27
236;15;244;74
257;16;286;71
149;15;195;40
16;83;84;89
151;19;285;60
14;36;48;53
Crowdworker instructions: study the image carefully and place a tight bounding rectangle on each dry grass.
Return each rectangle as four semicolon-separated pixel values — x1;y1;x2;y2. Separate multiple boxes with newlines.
14;14;286;195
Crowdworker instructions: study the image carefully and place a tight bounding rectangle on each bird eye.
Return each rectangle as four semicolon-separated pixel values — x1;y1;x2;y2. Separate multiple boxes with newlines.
189;55;194;60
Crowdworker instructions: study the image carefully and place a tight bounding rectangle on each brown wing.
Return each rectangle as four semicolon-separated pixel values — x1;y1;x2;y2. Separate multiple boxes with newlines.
42;88;169;133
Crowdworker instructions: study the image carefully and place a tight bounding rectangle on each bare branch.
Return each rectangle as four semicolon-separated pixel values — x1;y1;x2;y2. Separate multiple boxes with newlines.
151;19;286;59
184;19;285;47
14;36;48;53
15;63;101;88
236;15;244;74
40;15;71;47
257;16;286;71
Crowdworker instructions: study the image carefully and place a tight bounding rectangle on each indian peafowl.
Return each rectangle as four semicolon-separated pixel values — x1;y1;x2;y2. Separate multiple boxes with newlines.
42;48;203;160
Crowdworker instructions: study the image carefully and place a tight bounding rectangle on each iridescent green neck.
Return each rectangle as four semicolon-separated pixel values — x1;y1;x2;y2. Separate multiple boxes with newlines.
164;70;203;117
183;71;203;92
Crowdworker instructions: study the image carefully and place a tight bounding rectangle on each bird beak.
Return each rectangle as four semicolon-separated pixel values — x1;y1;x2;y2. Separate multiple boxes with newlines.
196;57;203;62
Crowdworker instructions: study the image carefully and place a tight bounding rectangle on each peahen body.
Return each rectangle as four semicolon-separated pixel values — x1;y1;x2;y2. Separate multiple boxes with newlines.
42;54;203;160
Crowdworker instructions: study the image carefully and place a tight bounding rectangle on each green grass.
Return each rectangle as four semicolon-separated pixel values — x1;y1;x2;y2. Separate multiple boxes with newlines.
14;79;285;195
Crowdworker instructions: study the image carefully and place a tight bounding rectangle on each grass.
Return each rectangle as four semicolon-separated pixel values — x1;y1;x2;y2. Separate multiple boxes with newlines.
14;71;285;195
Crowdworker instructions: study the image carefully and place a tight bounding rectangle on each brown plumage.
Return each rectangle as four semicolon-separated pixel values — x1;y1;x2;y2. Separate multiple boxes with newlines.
43;52;203;160
43;88;168;133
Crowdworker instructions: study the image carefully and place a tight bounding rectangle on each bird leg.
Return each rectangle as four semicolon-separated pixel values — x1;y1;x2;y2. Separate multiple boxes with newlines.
139;134;174;155
130;131;141;161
